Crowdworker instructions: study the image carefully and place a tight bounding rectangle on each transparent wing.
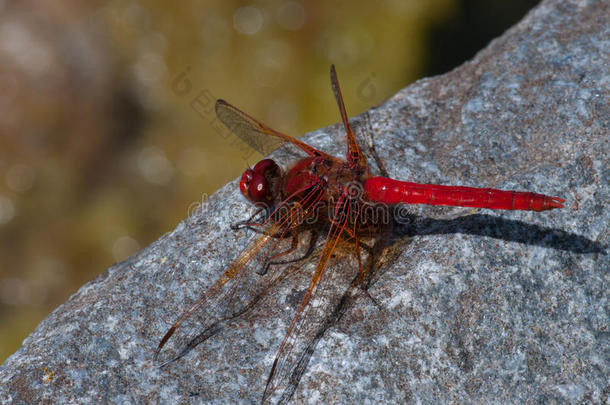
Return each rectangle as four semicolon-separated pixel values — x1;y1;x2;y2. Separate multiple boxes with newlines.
262;194;361;403
155;183;326;366
155;224;289;365
329;65;367;170
215;99;333;159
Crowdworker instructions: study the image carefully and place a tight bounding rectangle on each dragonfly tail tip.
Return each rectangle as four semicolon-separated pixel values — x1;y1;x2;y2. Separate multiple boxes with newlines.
549;196;565;209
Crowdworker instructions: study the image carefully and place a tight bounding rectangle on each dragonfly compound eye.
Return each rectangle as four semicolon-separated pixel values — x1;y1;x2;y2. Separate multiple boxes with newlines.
247;172;270;202
253;159;280;179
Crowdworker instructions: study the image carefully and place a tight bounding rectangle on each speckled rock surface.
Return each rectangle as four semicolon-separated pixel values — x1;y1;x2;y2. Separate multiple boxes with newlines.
1;0;608;403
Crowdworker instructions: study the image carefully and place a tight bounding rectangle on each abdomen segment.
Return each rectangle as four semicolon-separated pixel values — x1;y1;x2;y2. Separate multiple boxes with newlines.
364;177;564;211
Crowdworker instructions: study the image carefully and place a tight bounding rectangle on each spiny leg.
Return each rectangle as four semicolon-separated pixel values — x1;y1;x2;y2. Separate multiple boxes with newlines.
351;235;383;309
231;207;293;239
353;224;394;311
230;207;268;231
256;229;299;275
363;111;389;178
258;229;320;275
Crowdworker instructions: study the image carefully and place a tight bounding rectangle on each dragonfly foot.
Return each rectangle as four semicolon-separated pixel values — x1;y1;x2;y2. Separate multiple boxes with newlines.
256;263;270;275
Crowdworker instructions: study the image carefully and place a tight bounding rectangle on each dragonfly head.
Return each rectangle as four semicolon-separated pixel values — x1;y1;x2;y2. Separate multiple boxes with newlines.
240;159;281;204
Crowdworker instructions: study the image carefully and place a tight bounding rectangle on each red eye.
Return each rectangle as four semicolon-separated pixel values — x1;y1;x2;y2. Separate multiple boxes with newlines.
240;159;281;203
240;168;269;202
247;172;268;202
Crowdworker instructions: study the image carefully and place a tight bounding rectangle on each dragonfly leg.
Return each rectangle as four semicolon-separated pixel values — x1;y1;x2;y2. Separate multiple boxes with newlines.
353;226;394;312
363;111;389;178
258;229;319;275
230;207;269;231
257;231;299;275
353;237;382;309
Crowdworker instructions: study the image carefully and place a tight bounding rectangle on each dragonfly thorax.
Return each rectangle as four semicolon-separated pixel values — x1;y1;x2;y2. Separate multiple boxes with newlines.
281;156;371;220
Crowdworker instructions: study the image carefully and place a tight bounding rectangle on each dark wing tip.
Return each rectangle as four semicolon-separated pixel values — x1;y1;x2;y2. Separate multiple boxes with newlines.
215;98;228;112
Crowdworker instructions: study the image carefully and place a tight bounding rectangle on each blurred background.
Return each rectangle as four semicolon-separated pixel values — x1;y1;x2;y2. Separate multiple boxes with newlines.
0;0;539;362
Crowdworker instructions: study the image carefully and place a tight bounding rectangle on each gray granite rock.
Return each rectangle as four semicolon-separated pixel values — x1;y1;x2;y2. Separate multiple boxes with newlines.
1;0;607;403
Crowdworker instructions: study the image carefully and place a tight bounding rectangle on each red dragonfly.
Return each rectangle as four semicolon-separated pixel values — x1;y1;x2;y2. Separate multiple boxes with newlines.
155;65;564;403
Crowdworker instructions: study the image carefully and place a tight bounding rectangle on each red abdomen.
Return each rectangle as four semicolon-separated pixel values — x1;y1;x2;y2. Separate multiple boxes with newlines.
364;177;564;211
